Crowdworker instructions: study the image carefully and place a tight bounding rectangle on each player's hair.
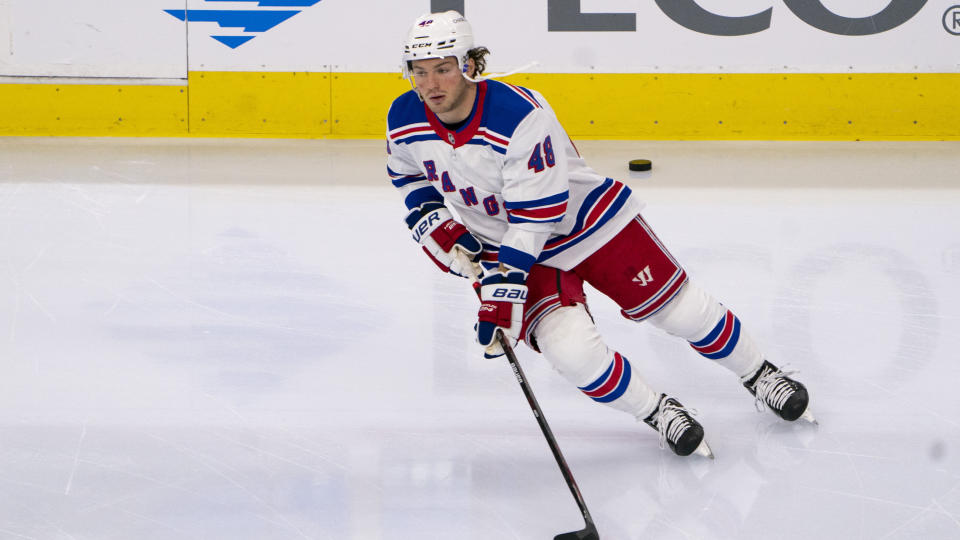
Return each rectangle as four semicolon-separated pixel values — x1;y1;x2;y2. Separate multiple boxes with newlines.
466;47;490;77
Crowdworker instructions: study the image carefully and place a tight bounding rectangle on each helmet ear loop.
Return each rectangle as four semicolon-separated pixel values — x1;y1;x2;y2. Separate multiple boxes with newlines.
460;55;484;83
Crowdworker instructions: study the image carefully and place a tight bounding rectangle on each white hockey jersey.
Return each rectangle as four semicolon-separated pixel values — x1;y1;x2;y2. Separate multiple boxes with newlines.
386;79;643;273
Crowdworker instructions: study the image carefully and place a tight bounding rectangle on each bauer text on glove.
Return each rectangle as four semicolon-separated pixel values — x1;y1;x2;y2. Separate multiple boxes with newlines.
475;270;528;356
405;202;482;277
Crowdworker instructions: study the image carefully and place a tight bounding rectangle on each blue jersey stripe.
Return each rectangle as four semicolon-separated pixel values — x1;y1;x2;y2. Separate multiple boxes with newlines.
395;133;443;145
504;191;569;210
464;139;507;155
497;246;537;274
391;175;427;188
507;214;565;225
571;179;614;232
538;187;630;261
403;186;443;210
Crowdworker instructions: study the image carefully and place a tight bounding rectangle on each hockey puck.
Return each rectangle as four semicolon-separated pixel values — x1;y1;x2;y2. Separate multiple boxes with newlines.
628;159;652;172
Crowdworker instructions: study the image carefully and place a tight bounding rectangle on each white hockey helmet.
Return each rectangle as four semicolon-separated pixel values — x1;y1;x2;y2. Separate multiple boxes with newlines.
401;11;474;80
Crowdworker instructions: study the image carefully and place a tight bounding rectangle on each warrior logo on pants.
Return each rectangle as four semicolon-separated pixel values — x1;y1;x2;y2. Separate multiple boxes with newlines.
632;265;654;286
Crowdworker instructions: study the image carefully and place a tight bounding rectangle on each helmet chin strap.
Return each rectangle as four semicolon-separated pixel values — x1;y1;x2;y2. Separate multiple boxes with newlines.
407;77;422;101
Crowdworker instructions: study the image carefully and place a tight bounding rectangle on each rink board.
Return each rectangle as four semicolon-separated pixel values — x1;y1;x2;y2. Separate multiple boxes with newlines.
1;72;958;140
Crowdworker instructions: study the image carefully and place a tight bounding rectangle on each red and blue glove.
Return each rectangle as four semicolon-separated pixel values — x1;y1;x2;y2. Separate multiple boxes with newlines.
406;203;482;278
476;270;528;358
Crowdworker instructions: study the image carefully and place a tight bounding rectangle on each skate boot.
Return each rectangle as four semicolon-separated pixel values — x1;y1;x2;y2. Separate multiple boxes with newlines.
643;394;714;458
742;360;816;424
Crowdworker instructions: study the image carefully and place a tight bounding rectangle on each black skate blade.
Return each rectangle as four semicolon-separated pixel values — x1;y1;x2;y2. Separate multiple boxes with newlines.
554;523;599;540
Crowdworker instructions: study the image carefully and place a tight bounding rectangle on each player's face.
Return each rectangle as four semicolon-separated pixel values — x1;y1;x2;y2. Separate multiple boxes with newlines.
411;57;476;124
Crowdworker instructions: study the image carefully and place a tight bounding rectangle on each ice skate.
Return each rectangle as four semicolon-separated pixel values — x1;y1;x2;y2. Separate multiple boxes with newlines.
743;360;817;424
643;394;714;459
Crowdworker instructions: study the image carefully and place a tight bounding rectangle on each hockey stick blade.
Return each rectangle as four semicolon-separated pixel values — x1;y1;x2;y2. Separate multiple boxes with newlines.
555;522;600;540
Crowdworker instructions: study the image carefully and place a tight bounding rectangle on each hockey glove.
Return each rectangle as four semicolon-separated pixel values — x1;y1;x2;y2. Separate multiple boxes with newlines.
475;270;528;358
406;203;482;278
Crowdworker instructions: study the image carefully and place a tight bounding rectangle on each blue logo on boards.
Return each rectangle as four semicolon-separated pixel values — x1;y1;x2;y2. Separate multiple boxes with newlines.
165;0;323;49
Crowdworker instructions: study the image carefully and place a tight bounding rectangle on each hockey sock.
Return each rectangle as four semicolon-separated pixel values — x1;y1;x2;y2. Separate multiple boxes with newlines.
535;304;660;419
647;281;764;379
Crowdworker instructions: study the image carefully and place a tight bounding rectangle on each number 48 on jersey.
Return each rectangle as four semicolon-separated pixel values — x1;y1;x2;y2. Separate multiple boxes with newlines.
528;135;556;173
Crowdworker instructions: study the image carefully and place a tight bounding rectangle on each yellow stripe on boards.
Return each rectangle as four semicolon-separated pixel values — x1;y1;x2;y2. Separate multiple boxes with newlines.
330;72;410;138
500;73;959;141
0;82;188;137
1;72;957;140
188;71;332;137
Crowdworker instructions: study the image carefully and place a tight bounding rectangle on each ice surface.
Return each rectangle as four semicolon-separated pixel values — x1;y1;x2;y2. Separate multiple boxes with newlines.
0;137;958;540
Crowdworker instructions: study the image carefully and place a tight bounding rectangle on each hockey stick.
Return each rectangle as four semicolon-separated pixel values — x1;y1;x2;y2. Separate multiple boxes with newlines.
458;254;600;540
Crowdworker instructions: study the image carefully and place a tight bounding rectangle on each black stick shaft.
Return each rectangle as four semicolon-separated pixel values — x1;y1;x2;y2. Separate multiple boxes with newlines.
497;331;596;529
463;257;597;536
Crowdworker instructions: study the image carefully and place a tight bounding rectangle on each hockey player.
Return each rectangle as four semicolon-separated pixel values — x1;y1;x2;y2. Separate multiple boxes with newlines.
387;11;815;458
